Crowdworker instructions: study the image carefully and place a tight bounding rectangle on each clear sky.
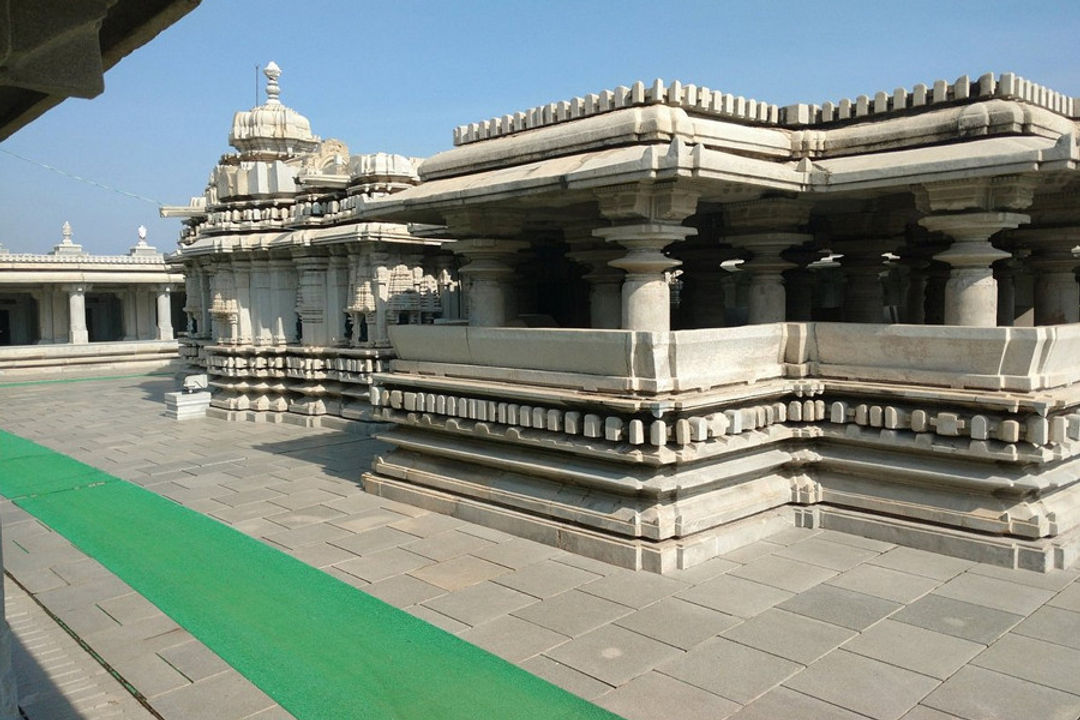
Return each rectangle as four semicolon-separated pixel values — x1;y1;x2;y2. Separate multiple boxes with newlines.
1;0;1078;255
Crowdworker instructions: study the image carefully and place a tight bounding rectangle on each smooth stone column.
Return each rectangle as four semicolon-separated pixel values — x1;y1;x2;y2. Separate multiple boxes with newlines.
65;285;89;344
593;223;695;332
1033;265;1080;325
672;245;734;329
269;258;295;345
453;239;528;327
156;286;174;340
294;254;329;345
839;253;888;323
31;288;54;343
566;246;623;329
731;233;805;324
920;212;1027;326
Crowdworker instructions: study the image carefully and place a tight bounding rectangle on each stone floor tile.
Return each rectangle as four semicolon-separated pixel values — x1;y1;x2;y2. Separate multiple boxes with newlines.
328;508;408;534
966;563;1080;592
720;540;784;564
265;487;342;511
723;608;856;664
545;624;683;686
1047;581;1080;612
97;591;163;625
111;653;192;698
676;574;793;618
663;556;741;584
400;529;494;562
596;671;740;720
362;573;445;607
774;537;881;571
932;573;1054;615
243;706;297;720
548;553;624;576
408;555;510;591
784;649;939;720
333;547;431;583
826;564;941;604
387;512;465;537
899;707;966;720
578;568;688;608
729;554;838;592
468;537;565;569
1012;604;1080;649
210;501;291;525
814;529;896;553
261;504;346;529
971;633;1080;694
519;656;613;701
491;559;601;598
263;521;352;551
922;665;1080;720
285;541;357;568
421;580;536;626
212;487;283;507
320;493;386;515
57;603;122;636
868;546;976;581
157;639;231;682
614;597;740;651
151;669;277;720
731;686;869;720
231;517;288;538
891;594;1022;644
322;566;371;590
842;619;984;679
328;525;417;555
458;615;568;662
766;527;822;545
658;636;802;704
402;604;469;634
511;589;634;637
778;584;901;631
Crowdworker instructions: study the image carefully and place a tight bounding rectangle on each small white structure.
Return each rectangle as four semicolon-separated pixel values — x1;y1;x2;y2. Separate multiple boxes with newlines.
0;224;184;377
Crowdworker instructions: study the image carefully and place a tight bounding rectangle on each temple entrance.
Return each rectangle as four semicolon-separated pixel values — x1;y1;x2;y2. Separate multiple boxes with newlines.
86;292;124;342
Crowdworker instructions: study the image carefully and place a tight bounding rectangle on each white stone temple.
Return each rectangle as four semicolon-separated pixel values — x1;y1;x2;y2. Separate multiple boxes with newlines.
0;223;184;376
169;65;1080;574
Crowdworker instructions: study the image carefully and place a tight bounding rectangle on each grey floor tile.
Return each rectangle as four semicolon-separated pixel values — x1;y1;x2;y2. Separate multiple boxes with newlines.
458;615;569;662
262;504;346;529
403;604;469;634
150;669;276;720
677;574;793;618
285;541;357;568
899;707;966;720
386;512;465;537
469;537;565;569
814;529;896;553
891;594;1022;644
842;619;984;679
663;556;741;584
1012;604;1080;649
408;555;510;591
723;608;855;664
778;584;901;631
512;589;634;637
400;529;494;562
614;597;740;651
491;559;600;598
826;563;941;604
596;671;740;720
157;639;231;682
263;521;352;550
922;665;1080;720
519;656;613;701
784;649;939;720
774;537;881;571
970;633;1080;694
720;541;784;564
658;636;802;704
1047;581;1080;612
868;547;975;581
767;527;822;545
732;686;869;720
362;574;445;607
966;563;1079;592
729;554;838;593
578;569;688;608
546;625;683;686
333;547;431;583
932;573;1054;615
421;580;536;626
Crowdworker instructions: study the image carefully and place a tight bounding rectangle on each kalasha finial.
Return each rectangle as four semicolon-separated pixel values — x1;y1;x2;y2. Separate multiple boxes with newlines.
264;61;282;105
137;225;148;245
61;221;73;244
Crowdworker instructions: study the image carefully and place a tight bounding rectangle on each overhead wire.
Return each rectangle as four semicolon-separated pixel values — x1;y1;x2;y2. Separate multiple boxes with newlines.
0;147;164;206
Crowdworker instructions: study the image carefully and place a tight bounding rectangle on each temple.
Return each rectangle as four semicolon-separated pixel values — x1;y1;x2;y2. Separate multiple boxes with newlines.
0;223;184;377
168;65;1080;574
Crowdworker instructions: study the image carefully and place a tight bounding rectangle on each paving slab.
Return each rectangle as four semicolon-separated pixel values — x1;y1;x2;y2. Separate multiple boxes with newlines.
891;594;1022;644
842;619;984;679
868;547;975;581
408;554;510;591
491;559;601;598
676;574;793;618
778;584;901;630
784;649;940;720
657;636;802;703
1047;581;1080;612
613;597;740;651
579;569;688;608
421;580;536;626
1011;604;1080;649
921;665;1080;720
932;573;1055;615
732;686;869;720
970;633;1080;694
520;656;613;701
826;563;941;604
723;608;856;664
512;589;634;637
774;537;882;571
545;624;684;686
729;553;837;592
596;671;740;720
457;615;569;663
362;574;446;607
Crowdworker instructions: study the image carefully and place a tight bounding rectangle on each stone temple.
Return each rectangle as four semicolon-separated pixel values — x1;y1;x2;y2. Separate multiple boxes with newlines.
166;64;1080;574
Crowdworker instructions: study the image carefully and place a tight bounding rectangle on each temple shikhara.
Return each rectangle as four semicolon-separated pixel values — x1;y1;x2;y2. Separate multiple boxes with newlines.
165;63;1080;574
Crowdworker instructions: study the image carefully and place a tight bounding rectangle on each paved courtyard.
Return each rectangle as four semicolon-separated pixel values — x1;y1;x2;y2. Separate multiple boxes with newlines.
2;374;1080;720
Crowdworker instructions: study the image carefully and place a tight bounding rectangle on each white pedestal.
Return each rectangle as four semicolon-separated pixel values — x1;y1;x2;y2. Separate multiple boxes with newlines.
164;391;211;420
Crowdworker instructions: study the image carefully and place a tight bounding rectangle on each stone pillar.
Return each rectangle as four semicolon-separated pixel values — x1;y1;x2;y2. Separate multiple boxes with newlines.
31;287;54;343
566;241;624;330
327;251;350;345
122;290;137;340
231;257;253;344
433;254;461;321
452;239;528;327
65;284;89;344
1009;228;1080;326
837;249;891;323
155;286;174;340
671;243;735;329
920;213;1027;326
781;247;821;323
268;258;295;345
294;253;330;345
993;255;1023;327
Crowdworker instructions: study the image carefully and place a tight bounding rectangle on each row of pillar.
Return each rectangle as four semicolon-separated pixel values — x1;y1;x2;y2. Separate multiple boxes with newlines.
25;285;174;345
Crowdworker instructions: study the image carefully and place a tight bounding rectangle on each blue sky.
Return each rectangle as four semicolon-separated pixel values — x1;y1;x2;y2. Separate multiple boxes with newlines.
2;0;1078;255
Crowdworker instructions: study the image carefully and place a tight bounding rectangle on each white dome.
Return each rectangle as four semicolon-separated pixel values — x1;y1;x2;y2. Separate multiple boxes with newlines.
228;62;319;157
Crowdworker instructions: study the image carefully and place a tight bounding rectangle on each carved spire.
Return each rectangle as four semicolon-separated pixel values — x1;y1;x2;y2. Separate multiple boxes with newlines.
61;221;73;245
264;61;281;106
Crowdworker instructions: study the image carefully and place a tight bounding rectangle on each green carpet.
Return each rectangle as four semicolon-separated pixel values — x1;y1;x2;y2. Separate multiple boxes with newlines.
0;430;620;719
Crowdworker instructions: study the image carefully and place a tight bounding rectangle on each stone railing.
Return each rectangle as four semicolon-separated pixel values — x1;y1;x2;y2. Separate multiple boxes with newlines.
0;253;166;265
452;72;1079;146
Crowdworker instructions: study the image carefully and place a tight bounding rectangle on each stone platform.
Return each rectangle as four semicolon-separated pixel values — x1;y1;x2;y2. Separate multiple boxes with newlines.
2;374;1080;719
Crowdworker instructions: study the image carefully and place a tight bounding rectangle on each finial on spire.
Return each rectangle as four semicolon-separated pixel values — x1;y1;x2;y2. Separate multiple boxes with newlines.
264;61;282;105
137;225;148;243
61;220;73;244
